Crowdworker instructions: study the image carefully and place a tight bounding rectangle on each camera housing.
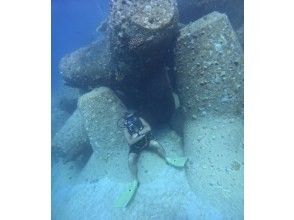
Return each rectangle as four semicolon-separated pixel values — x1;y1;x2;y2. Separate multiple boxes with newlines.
124;113;143;136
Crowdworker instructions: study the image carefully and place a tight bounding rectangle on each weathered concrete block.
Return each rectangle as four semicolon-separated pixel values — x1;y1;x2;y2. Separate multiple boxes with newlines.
103;0;179;126
175;11;243;119
109;0;178;55
59;39;111;89
174;12;244;218
52;83;81;135
184;116;244;219
236;25;244;49
77;87;132;182
52;110;91;162
51;106;71;138
177;0;244;29
108;0;178;87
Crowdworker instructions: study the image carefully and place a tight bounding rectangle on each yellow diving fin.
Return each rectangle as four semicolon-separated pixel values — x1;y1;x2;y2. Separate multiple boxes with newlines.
166;156;187;168
114;180;139;208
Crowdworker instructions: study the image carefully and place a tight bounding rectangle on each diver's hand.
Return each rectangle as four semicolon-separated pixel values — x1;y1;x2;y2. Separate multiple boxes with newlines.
131;133;145;143
131;133;140;138
138;130;145;135
138;127;151;135
138;131;146;136
139;118;151;135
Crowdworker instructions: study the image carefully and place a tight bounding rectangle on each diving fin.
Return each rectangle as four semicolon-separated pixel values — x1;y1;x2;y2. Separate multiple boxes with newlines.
166;156;187;168
114;180;139;208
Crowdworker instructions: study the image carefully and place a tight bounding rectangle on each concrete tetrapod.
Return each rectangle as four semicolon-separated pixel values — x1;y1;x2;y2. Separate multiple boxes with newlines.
184;116;244;219
59;39;111;89
175;11;243;119
175;11;244;218
77;87;132;182
52;110;91;162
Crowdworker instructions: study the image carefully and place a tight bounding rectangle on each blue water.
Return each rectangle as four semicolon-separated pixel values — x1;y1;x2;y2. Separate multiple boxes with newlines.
52;0;108;91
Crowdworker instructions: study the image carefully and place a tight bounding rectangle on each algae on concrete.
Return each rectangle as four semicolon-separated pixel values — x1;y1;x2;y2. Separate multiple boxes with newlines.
59;39;111;89
77;87;132;182
175;11;243;119
52;110;91;162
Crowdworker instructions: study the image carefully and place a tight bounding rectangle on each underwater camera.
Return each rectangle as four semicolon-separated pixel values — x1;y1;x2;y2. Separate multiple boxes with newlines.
117;112;143;136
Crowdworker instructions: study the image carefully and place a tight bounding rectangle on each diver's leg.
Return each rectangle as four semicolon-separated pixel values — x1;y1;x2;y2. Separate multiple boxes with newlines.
115;152;139;208
128;152;139;182
148;140;167;159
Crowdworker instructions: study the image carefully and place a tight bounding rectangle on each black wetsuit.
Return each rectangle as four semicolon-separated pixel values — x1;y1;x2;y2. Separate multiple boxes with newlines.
129;132;152;154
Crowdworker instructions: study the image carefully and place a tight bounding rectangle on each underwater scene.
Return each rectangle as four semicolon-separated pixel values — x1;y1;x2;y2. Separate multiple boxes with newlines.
52;0;244;219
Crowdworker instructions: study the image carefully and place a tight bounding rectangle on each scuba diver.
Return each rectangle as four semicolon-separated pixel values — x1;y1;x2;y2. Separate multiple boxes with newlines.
115;111;187;207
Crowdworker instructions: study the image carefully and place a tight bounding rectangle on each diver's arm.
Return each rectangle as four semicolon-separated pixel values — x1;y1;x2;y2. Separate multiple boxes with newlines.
124;128;134;145
124;128;145;145
138;118;151;135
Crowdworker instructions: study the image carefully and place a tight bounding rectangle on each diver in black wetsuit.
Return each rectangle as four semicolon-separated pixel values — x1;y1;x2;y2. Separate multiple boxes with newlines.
123;112;166;182
115;111;187;207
